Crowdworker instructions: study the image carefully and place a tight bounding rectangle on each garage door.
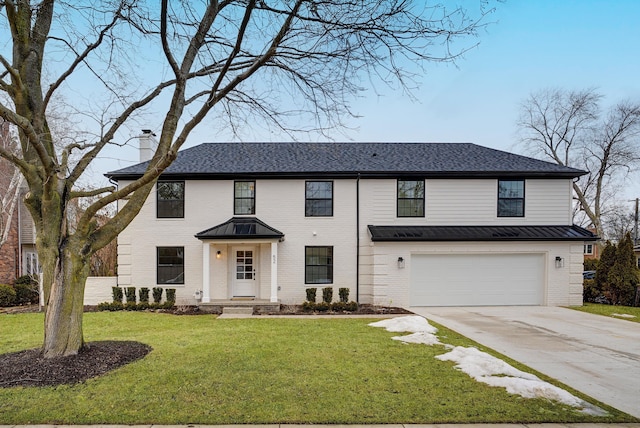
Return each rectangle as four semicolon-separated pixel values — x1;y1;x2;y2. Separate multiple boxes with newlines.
410;253;545;306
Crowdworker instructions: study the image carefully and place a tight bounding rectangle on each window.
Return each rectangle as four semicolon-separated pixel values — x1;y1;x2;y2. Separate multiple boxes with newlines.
305;246;333;284
397;180;425;217
157;247;184;284
234;181;255;215
157;181;184;218
584;244;594;255
305;181;333;216
24;252;40;275
498;179;525;217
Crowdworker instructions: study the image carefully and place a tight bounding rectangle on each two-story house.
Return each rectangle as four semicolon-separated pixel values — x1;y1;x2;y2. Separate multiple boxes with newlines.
106;140;596;310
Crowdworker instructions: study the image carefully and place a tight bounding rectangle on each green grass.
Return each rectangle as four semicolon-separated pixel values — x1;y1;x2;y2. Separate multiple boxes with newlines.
571;302;640;322
0;312;634;424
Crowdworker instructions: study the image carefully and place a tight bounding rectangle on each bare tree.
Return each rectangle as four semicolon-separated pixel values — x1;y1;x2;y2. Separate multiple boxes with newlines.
518;88;640;238
0;119;23;253
0;0;494;357
602;204;636;242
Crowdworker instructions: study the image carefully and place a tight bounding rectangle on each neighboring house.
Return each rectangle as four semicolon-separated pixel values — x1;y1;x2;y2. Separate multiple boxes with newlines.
0;177;40;285
635;245;640;269
0;119;39;285
106;140;597;309
583;228;599;260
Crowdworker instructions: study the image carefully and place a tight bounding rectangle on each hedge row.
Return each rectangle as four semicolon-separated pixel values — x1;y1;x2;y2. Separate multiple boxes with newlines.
97;286;176;311
303;287;358;312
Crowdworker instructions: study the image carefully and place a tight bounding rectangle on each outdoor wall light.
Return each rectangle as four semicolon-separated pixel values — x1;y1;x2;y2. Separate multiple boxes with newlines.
397;256;405;269
216;250;222;259
555;256;564;268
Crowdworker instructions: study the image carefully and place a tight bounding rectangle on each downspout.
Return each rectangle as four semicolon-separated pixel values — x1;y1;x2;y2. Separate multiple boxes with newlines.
356;172;360;303
17;191;22;277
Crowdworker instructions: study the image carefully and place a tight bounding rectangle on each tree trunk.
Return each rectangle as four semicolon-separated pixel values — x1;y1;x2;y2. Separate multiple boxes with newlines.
42;241;89;357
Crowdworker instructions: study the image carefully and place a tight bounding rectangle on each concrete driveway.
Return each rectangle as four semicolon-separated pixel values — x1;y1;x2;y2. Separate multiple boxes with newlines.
409;306;640;418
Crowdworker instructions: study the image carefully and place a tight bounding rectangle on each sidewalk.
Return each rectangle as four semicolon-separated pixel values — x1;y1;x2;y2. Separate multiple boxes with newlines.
3;424;640;428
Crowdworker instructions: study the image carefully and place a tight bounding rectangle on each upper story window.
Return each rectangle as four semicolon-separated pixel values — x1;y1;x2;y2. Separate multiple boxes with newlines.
157;246;184;285
157;181;185;218
397;179;425;217
305;181;333;217
584;244;594;255
305;246;333;284
497;179;525;217
234;181;255;215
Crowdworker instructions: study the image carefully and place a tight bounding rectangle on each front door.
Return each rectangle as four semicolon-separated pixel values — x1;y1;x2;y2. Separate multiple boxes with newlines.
233;247;256;297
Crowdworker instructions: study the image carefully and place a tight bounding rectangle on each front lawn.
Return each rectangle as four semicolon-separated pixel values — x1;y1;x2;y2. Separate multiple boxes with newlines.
0;312;633;424
571;302;640;322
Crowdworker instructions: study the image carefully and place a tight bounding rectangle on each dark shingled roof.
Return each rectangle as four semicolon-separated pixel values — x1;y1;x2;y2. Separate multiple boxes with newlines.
195;217;284;240
106;142;586;180
367;225;597;242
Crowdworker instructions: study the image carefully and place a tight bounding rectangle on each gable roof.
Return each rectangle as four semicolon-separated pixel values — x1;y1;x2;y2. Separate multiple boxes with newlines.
367;224;598;242
106;142;586;180
195;217;284;240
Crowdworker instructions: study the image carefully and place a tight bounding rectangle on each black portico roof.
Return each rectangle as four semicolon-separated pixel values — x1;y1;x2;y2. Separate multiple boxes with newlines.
195;217;284;240
106;142;586;180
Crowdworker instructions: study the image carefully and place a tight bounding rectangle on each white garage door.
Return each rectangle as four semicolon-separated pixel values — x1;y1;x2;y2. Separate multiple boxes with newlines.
410;253;545;306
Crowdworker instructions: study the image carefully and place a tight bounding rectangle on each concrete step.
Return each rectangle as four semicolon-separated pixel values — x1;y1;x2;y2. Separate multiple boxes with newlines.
221;306;254;316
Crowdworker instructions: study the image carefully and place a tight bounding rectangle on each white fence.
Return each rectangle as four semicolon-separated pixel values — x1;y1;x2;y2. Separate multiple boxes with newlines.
38;276;118;306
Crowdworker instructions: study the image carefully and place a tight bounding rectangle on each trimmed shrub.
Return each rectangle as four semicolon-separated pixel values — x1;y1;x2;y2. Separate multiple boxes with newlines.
165;288;176;304
152;287;163;304
125;287;137;304
305;288;317;303
97;301;124;311
302;301;315;312
315;301;330;312
345;301;358;312
139;287;150;303
322;287;333;304
13;275;39;305
0;284;17;307
112;287;124;303
338;288;349;303
331;301;346;311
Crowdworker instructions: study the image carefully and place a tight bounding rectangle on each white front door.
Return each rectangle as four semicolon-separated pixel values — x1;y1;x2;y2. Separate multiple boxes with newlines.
233;247;256;297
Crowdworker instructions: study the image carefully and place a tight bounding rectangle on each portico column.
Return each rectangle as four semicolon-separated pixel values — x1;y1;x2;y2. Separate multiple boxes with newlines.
270;241;278;303
202;242;210;303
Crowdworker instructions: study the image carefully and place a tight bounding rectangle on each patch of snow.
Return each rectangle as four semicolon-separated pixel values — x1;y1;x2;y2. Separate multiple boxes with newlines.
612;313;636;318
392;331;441;345
369;315;437;334
369;315;608;416
436;346;608;416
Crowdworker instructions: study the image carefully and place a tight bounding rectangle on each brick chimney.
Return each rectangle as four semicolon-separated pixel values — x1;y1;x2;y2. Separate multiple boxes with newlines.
138;129;158;163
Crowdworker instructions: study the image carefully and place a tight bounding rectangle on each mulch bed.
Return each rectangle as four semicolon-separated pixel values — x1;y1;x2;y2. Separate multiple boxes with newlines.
0;341;152;388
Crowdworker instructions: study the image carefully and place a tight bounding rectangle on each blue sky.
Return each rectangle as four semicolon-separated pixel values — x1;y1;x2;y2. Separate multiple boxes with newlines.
101;1;640;201
348;0;639;143
345;0;640;201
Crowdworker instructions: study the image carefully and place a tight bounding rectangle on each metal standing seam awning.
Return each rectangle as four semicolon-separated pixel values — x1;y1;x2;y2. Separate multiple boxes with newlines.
367;224;598;242
195;217;284;304
195;217;285;240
